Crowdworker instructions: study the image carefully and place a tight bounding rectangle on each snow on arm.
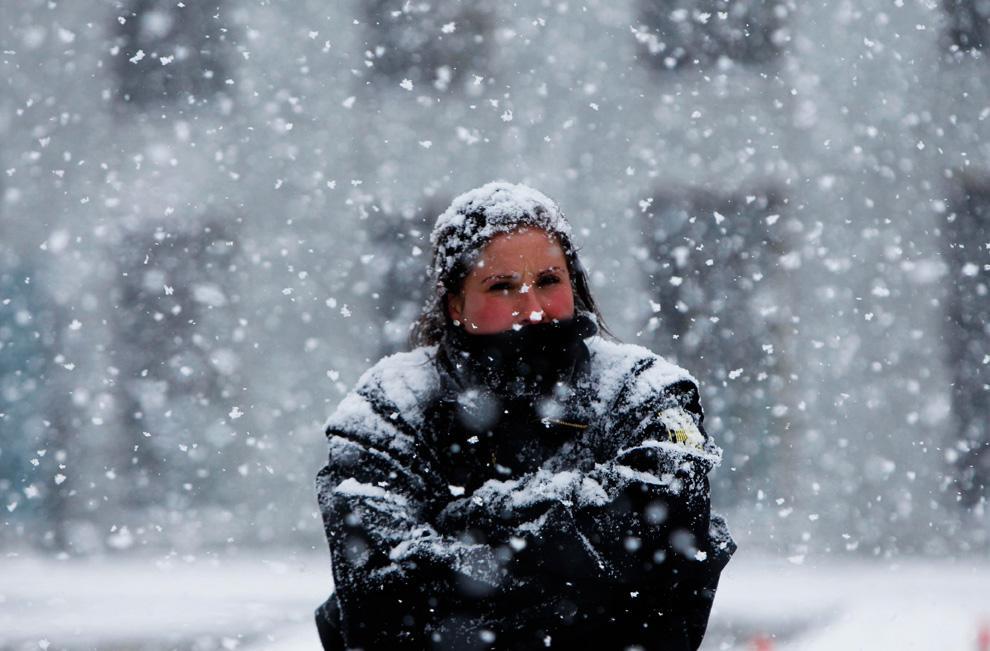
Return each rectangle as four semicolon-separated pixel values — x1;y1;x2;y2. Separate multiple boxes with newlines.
436;339;725;580
318;346;509;593
591;337;723;476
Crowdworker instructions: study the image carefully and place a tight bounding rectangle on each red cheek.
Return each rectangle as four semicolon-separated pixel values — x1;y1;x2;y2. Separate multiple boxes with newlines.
469;295;518;331
461;284;575;333
541;285;575;320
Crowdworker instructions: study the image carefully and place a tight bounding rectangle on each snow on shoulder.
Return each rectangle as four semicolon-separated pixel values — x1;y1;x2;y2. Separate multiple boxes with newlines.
323;345;440;440
583;336;697;411
584;335;723;466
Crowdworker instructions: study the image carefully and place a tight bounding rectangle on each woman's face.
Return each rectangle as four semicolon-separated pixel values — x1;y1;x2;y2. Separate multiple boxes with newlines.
447;227;576;334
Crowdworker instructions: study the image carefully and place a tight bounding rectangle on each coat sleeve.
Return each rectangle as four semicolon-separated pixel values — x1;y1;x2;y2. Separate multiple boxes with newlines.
436;374;736;647
316;386;548;649
576;377;736;649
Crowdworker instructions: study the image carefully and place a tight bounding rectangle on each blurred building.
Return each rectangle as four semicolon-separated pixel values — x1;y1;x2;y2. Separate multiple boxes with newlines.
0;0;987;557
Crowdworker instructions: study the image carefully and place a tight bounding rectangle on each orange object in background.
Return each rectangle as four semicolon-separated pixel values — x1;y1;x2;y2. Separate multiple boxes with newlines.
751;633;774;651
978;621;990;651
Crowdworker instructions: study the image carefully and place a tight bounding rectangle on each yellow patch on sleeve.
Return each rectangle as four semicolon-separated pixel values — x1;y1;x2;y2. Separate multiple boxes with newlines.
656;407;705;450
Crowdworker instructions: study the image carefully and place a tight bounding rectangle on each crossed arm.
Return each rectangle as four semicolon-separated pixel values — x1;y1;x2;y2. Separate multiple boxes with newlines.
435;403;727;589
316;383;733;648
316;401;528;649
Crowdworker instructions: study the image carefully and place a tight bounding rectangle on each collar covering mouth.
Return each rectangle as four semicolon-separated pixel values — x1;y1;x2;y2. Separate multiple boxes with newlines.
440;311;599;399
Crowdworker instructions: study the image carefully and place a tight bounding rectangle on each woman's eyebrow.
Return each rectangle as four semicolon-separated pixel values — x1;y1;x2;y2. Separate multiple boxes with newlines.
481;266;564;283
481;272;520;284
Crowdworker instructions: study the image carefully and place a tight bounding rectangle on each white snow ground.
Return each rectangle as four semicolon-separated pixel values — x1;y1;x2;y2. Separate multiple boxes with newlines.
709;555;990;650
0;550;331;650
2;551;988;650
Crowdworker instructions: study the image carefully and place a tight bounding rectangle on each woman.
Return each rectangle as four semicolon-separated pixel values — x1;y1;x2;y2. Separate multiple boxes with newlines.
314;181;736;650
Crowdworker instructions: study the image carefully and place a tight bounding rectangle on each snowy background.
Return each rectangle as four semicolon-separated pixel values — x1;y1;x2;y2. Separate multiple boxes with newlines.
1;0;988;649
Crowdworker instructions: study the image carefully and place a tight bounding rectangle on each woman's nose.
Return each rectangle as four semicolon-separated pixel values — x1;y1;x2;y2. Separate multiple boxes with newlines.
518;286;545;323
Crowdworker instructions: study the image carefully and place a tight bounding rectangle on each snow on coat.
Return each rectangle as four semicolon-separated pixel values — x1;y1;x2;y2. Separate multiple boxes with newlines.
315;323;736;650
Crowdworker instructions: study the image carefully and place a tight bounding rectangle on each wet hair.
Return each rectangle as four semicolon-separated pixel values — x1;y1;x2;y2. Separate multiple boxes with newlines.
409;196;615;348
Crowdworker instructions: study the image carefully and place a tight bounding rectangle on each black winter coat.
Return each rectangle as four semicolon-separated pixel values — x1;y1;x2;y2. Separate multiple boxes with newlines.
314;313;736;650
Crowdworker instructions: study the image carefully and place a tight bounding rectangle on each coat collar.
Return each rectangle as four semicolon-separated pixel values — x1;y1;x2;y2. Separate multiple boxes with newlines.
435;310;598;402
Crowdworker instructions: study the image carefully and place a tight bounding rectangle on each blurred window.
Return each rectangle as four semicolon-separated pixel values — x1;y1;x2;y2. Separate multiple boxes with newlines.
941;175;990;505
366;198;445;355
363;1;493;91
109;222;243;507
112;0;231;107
635;0;787;72
638;187;793;503
943;0;990;55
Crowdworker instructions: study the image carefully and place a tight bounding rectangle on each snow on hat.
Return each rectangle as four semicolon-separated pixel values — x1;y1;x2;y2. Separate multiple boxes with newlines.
429;181;573;292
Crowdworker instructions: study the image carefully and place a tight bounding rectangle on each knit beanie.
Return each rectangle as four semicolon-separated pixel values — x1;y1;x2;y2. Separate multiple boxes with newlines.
429;180;575;300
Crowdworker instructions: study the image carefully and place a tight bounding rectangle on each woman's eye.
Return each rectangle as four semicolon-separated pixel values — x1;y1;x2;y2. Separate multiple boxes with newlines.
489;282;511;292
537;275;560;287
